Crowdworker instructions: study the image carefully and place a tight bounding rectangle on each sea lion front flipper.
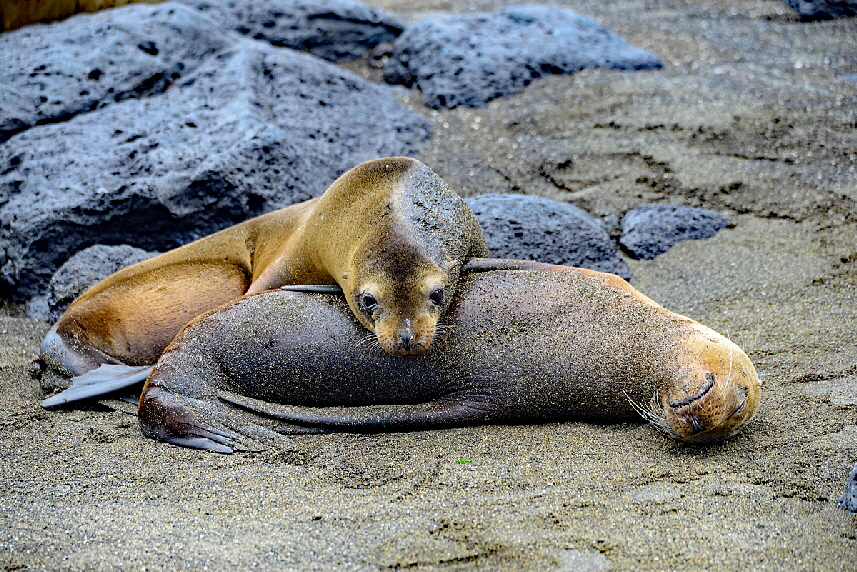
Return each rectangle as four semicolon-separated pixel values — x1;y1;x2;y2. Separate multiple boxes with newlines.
138;387;296;454
279;285;344;294
462;258;570;273
218;391;493;430
41;364;154;409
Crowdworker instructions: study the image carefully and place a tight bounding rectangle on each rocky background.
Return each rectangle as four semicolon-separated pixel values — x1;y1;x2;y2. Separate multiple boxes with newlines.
1;0;856;570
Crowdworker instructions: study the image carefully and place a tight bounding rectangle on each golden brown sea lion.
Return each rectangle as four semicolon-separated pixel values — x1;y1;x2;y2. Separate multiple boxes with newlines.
1;0;164;31
134;263;761;453
40;157;489;405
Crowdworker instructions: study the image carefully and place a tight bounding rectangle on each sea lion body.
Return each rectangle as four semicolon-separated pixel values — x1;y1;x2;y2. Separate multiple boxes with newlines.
40;157;488;392
138;266;761;453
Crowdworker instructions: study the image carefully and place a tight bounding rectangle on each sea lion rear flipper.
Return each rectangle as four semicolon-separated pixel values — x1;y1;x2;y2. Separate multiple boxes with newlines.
138;387;296;454
462;258;569;273
41;364;154;409
218;391;493;430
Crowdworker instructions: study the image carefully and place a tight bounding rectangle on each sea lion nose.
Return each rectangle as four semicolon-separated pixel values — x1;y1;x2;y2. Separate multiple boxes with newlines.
398;320;415;349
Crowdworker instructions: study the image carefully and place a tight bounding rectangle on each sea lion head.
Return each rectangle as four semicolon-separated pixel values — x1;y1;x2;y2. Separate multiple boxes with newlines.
634;325;761;444
346;245;456;357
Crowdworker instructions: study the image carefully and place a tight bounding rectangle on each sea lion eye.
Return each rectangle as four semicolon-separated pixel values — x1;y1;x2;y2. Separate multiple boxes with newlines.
361;292;378;312
429;288;444;306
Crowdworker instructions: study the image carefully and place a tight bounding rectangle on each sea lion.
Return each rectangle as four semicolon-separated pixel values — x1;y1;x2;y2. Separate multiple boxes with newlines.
40;157;489;407
136;264;762;453
1;0;164;31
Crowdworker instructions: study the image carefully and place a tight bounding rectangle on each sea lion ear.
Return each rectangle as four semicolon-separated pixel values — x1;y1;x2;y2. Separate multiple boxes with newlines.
443;259;462;275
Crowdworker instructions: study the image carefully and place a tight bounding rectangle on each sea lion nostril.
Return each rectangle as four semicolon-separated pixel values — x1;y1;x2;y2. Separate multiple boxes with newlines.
690;415;705;434
669;372;716;409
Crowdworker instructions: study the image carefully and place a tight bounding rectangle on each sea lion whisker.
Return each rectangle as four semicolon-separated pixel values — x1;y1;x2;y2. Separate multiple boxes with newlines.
431;323;456;344
355;332;378;348
721;382;747;420
714;345;746;420
359;334;386;356
622;389;647;417
624;389;677;438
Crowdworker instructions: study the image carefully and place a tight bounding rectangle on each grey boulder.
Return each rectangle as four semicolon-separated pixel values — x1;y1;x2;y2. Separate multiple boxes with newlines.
619;204;730;260
0;40;431;300
465;193;631;280
177;0;405;61
0;2;235;143
26;245;157;322
385;4;663;109
783;0;857;20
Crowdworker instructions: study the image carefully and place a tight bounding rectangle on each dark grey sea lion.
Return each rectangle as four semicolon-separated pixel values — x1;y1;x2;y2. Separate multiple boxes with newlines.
137;266;761;453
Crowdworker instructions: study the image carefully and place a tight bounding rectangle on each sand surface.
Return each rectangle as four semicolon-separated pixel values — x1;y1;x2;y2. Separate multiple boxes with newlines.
2;1;856;570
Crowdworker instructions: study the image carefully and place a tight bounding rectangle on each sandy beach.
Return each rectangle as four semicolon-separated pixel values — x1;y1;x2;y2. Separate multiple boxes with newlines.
2;0;856;570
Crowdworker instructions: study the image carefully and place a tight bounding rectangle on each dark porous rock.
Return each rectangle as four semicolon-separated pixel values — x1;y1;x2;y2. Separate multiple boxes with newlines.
177;0;405;61
25;244;157;322
0;40;431;300
782;0;857;20
465;193;631;280
384;4;663;109
619;204;731;260
839;462;857;512
0;2;236;143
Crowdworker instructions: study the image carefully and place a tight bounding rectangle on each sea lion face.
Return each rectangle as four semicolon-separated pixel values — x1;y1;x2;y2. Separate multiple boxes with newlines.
353;270;450;356
643;328;761;444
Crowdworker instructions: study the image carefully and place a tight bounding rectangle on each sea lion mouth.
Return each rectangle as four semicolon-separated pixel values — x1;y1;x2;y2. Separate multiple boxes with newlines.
668;372;715;409
384;328;435;356
729;399;746;417
375;330;433;356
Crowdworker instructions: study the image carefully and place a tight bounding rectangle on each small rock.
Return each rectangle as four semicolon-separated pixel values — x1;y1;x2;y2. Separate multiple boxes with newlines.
838;462;857;512
0;2;236;142
557;549;611;572
0;39;431;300
177;0;405;61
26;244;157;322
782;0;857;20
619;204;730;260
465;193;631;280
385;4;663;109
368;41;396;69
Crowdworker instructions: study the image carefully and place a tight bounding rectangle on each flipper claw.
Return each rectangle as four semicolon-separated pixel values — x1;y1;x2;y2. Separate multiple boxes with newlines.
138;387;296;454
